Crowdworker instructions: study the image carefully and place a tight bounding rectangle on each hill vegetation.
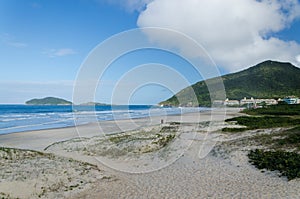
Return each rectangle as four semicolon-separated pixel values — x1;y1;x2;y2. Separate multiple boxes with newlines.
242;104;300;115
26;97;72;105
160;60;300;106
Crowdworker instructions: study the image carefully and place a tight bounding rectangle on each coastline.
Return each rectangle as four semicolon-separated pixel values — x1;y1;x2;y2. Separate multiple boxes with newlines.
0;105;207;136
0;108;231;151
1;107;299;198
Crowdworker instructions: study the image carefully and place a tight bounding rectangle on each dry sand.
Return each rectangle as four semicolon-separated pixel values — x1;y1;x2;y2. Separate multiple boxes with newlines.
1;108;299;198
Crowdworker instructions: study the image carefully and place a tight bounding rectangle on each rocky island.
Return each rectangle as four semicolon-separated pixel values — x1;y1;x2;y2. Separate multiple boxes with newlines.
25;97;72;105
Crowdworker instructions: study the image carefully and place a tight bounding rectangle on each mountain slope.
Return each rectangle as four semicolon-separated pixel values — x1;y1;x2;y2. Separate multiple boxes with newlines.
160;60;300;106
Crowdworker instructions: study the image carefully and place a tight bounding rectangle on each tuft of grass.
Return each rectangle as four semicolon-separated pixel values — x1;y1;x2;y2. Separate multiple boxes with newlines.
0;147;45;160
108;134;130;143
169;122;181;125
222;127;248;133
160;126;178;133
276;126;300;147
152;134;175;147
248;149;300;180
249;126;300;152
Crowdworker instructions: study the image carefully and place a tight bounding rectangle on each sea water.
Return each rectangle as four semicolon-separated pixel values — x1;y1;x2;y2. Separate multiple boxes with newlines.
0;105;207;135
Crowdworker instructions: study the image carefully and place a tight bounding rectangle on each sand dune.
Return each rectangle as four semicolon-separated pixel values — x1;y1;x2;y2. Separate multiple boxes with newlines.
1;108;299;198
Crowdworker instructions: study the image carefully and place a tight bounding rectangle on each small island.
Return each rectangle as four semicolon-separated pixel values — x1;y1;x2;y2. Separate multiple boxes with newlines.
25;97;72;105
79;102;108;106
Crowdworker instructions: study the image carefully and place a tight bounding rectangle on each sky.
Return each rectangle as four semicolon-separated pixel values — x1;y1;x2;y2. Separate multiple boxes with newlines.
1;0;300;104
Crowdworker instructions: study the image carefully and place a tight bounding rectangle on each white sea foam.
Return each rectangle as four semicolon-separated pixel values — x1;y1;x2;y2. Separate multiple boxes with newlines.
0;106;206;134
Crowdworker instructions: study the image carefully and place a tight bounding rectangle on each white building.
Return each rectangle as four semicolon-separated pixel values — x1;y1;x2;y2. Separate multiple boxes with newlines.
255;98;278;105
240;97;255;105
224;98;240;106
240;97;278;106
283;96;300;104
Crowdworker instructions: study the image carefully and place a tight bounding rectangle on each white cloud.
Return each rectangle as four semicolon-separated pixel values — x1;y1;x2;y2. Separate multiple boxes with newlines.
0;33;27;48
99;0;154;12
137;0;300;71
43;48;77;58
54;48;77;56
7;41;27;48
296;54;300;63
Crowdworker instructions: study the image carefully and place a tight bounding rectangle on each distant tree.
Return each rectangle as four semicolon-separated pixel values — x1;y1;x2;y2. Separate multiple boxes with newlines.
278;101;288;105
259;101;267;108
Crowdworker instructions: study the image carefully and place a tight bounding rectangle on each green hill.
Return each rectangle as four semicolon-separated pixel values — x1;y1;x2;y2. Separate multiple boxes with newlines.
160;60;300;106
26;97;72;105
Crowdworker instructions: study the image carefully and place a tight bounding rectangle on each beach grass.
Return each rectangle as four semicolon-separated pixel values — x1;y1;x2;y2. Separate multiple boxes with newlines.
0;146;105;198
248;149;300;180
248;126;300;152
45;123;180;158
2;108;300;197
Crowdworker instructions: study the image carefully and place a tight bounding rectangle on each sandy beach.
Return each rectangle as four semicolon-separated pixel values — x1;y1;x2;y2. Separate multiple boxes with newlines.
1;108;299;198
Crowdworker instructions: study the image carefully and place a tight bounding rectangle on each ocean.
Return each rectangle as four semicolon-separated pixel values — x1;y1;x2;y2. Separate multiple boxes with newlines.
0;105;206;135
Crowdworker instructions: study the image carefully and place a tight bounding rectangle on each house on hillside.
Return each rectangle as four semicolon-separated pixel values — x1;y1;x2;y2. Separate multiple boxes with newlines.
240;97;255;105
255;98;278;105
240;97;278;107
224;98;240;106
283;96;300;104
213;100;224;106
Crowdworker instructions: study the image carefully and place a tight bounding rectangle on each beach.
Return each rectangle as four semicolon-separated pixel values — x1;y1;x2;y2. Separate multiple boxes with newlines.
1;108;299;198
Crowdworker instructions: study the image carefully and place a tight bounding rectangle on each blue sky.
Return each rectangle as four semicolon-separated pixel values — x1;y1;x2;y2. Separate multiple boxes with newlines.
1;0;300;104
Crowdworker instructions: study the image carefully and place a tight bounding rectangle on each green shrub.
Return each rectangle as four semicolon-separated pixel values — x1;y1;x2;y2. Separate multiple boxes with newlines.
108;134;130;143
221;127;248;132
225;116;300;130
248;149;300;180
160;126;178;132
152;134;175;147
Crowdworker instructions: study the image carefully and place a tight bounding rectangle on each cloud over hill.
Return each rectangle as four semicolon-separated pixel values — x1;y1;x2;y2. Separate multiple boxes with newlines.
137;0;300;71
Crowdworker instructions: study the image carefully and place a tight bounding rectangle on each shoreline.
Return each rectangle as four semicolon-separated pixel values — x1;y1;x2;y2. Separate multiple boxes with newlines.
3;107;298;198
0;106;211;136
0;107;208;136
0;108;236;151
